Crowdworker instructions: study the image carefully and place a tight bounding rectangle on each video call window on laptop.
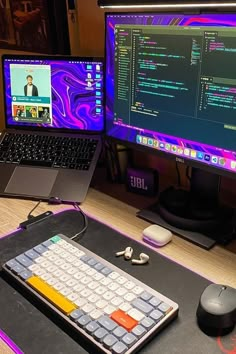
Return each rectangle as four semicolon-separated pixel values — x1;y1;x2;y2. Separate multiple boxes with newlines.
0;55;104;203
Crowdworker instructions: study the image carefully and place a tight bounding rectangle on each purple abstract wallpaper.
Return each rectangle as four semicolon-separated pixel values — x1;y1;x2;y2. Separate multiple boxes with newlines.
3;58;104;131
105;13;236;174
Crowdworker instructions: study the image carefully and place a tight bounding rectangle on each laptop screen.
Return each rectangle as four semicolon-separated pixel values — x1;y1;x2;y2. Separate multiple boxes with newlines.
2;56;104;132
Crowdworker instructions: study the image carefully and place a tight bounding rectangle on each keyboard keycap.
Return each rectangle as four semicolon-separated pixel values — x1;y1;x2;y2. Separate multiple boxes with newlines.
113;326;127;339
122;333;137;347
112;341;128;354
111;310;138;331
77;315;91;328
103;334;118;349
131;324;147;338
16;255;33;268
86;321;100;334
132;298;153;315
70;309;84;321
140;317;155;330
150;309;164;322
98;315;117;332
27;276;76;315
5;259;19;270
93;328;108;342
20;159;53;167
158;302;172;314
25;249;39;260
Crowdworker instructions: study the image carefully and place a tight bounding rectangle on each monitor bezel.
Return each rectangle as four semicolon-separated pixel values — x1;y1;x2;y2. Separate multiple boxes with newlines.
104;11;236;181
2;54;105;134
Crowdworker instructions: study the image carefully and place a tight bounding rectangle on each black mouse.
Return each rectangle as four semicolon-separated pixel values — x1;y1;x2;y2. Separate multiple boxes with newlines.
196;283;236;336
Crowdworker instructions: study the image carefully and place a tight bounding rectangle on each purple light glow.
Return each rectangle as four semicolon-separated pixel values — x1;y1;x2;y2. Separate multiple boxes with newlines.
0;329;24;354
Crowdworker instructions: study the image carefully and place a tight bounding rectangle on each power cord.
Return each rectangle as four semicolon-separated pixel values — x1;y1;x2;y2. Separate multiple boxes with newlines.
27;200;42;219
26;200;88;240
70;203;88;241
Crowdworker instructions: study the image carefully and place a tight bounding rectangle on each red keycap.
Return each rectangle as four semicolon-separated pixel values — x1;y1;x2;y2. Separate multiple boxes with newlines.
111;310;138;331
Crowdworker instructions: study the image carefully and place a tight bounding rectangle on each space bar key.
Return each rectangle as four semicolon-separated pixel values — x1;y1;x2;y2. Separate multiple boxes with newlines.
20;159;53;167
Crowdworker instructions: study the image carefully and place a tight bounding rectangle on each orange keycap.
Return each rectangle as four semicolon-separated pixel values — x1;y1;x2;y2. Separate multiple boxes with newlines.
111;310;138;331
27;276;76;315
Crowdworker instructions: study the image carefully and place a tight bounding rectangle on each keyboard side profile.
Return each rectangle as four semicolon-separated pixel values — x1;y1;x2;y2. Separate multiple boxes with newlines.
2;234;179;354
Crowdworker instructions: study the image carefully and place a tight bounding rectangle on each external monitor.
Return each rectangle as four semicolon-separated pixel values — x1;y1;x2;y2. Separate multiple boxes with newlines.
105;12;236;247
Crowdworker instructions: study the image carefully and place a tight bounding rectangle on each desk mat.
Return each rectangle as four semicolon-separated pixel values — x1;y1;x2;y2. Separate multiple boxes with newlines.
0;209;235;354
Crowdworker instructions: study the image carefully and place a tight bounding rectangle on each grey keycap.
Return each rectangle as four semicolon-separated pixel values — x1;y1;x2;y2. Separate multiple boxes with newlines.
42;240;53;248
5;259;19;270
132;298;154;314
101;267;112;276
113;326;127;339
93;328;108;342
86;321;100;334
94;262;105;271
158;302;171;314
19;269;33;281
80;255;91;263
98;315;117;331
112;341;128;354
33;244;47;254
25;249;39;260
132;325;147;339
16;255;33;268
122;333;137;347
150;309;164;322
103;334;118;349
149;296;162;307
70;309;84;321
140;317;155;330
87;258;98;266
140;291;152;302
12;264;25;275
77;315;91;328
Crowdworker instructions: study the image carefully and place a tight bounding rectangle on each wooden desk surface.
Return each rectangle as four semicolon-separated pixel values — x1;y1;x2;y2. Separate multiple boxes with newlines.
0;188;235;288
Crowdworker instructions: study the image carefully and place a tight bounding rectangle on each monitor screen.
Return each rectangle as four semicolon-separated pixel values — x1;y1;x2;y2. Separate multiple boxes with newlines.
3;56;104;132
105;13;236;177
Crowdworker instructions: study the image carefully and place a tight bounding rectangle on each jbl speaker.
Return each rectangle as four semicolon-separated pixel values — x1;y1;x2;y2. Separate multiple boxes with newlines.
126;167;159;196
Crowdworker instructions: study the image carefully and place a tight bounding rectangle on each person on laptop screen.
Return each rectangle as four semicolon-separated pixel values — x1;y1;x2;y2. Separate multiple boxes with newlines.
24;75;38;96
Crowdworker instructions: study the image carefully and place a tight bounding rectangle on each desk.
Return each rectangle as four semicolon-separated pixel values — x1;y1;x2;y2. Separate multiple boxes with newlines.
0;187;235;288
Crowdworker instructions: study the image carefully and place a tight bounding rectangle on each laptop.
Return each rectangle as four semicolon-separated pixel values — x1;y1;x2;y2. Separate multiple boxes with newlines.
0;54;104;203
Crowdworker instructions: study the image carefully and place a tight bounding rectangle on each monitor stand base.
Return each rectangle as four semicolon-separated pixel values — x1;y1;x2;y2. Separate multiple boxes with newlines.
137;201;235;250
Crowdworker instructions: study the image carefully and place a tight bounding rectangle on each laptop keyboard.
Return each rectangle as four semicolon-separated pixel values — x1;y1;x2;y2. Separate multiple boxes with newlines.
0;133;98;170
3;233;179;354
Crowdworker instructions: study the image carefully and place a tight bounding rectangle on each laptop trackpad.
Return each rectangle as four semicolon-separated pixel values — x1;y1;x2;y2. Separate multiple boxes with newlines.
5;167;58;197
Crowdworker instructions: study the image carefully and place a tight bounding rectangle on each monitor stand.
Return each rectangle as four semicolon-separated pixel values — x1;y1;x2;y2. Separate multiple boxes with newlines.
137;168;235;249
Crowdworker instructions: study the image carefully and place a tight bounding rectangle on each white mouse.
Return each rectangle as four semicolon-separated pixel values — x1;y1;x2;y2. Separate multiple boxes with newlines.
142;224;173;247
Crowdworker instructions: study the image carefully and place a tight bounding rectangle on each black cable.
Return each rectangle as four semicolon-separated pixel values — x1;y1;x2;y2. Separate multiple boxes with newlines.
175;161;181;187
27;200;42;219
70;203;89;241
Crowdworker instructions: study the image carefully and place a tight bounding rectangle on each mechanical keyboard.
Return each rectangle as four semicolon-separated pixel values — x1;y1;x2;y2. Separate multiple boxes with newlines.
2;234;179;354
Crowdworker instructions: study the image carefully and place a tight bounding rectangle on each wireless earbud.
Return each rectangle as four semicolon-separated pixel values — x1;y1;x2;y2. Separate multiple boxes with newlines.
116;247;133;260
131;253;149;265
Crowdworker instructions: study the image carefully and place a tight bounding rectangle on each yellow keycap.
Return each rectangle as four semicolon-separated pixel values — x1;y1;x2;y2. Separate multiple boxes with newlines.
27;276;76;315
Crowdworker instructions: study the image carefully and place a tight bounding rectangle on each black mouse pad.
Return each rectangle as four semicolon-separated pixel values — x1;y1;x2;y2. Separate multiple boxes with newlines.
0;209;235;354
